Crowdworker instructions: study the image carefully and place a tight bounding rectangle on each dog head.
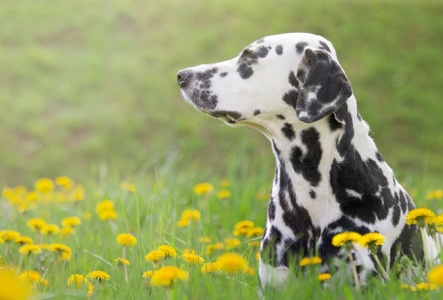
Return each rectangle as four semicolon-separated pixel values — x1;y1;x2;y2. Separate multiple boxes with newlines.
177;33;352;134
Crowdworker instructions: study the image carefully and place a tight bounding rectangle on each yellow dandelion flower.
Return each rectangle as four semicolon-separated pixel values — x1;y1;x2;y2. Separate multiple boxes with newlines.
217;190;231;199
56;176;73;189
406;208;436;226
318;273;332;281
225;238;241;249
83;211;91;220
299;257;311;266
61;216;82;227
25;191;39;202
244;267;256;276
428;214;443;226
27;218;46;232
61;251;71;261
220;179;232;188
206;242;225;255
193;182;214;195
72;184;85;201
181;209;200;221
41;224;60;235
199;236;211;243
256;252;260;261
99;210;117;221
416;282;437;290
0;268;30;300
176;218;191;227
87;271;110;282
332;232;362;247
117;233;137;247
358;232;385;249
2;230;20;242
151;266;189;287
427;264;443;286
114;258;130;265
247;227;265;237
426;189;443;200
145;250;166;263
201;263;219;274
142;271;153;278
87;283;94;298
216;253;248;274
181;253;205;265
0;236;3;244
15;236;33;245
183;248;196;255
35;178;54;193
19;244;41;255
96;200;114;214
39;243;52;250
61;226;75;236
50;243;72;255
300;256;322;266
121;181;136;192
68;274;87;289
19;270;48;286
157;245;177;258
234;220;255;236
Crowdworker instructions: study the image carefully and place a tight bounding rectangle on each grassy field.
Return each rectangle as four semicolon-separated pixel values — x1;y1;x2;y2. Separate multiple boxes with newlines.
0;165;442;299
1;0;443;299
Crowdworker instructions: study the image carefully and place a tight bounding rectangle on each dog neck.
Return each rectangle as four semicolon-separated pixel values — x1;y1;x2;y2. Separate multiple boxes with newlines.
266;96;388;228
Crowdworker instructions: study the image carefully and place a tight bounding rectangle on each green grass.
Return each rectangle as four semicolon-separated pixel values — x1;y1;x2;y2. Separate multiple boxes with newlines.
0;158;442;299
0;0;442;185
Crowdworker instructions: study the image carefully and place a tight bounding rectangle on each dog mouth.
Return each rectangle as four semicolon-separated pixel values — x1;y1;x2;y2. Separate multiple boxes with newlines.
207;110;244;123
181;89;243;124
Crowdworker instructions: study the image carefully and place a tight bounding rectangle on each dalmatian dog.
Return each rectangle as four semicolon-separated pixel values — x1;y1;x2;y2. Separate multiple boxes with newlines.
177;33;439;289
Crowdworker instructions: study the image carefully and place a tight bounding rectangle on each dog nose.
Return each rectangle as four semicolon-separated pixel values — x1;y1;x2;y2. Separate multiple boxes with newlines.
177;70;192;86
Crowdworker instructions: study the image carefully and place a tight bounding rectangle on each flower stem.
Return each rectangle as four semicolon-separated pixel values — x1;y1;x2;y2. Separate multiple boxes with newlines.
371;252;390;281
420;227;433;268
348;251;360;291
123;246;129;283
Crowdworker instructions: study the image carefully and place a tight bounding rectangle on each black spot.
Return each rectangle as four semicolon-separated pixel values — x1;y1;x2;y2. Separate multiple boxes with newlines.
254;109;261;116
276;114;285;120
309;190;316;199
256;38;265;44
281;123;295;140
220;72;228;77
282;89;299;109
290;128;322;187
268;199;276;221
257;46;270;58
191;90;218;110
237;63;253;79
392;205;400;226
296;69;307;82
288;71;299;88
296;42;308;55
328;115;342;132
330;149;394;224
376;151;384;162
319;41;331;53
275;45;283;55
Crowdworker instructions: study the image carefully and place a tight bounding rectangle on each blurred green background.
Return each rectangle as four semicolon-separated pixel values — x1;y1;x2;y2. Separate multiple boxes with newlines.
1;0;442;186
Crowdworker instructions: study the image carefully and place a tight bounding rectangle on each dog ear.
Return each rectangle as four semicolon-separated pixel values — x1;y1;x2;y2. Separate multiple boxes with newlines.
295;48;352;123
